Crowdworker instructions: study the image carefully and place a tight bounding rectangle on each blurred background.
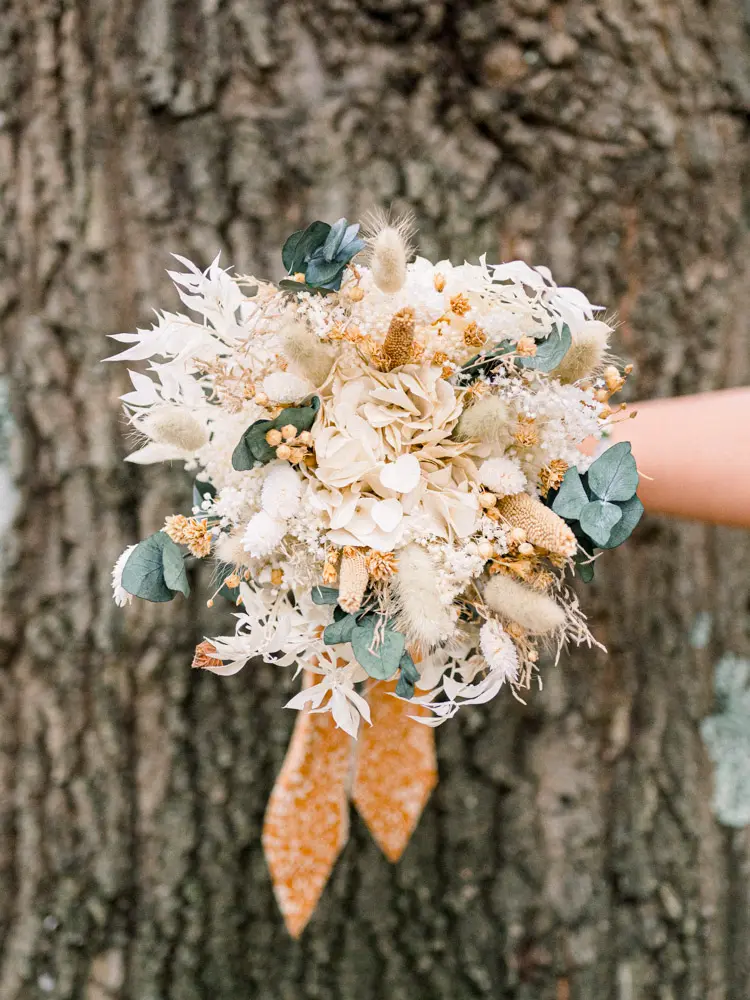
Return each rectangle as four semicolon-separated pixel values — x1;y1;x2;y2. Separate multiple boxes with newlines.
1;2;750;998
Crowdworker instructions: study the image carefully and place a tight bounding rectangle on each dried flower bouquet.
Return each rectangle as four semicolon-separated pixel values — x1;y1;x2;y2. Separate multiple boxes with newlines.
110;214;642;737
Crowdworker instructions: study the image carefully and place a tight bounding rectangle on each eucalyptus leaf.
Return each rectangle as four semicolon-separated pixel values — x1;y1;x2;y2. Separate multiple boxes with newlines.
587;442;639;502
232;397;320;471
231;419;276;470
395;652;420;699
350;620;405;680
279;395;320;433
322;218;348;261
121;532;185;603
161;538;190;597
455;339;514;385
278;278;327;295
579;499;623;547
552;467;589;520
283;221;331;273
305;256;347;287
336;236;365;261
574;551;595;583
598;494;644;549
517;324;572;372
281;229;305;273
311;585;339;605
323;614;357;645
340;224;362;253
395;673;415;699
399;650;420;683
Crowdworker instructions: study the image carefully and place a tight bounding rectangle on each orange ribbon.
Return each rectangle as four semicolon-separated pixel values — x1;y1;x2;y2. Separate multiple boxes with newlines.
263;674;437;937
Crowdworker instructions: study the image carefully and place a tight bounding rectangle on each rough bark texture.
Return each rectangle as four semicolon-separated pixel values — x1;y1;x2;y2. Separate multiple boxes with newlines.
2;1;750;997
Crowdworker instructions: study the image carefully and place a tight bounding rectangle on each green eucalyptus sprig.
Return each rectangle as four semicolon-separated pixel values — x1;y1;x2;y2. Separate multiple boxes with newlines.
547;441;644;582
454;324;572;386
279;218;365;294
311;586;419;698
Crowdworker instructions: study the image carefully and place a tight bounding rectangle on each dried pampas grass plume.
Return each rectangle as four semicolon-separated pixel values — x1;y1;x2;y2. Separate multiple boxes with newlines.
552;320;611;384
453;395;512;448
280;320;335;387
363;210;416;294
142;405;209;452
484;574;566;635
338;550;369;613
394;544;454;650
496;492;576;558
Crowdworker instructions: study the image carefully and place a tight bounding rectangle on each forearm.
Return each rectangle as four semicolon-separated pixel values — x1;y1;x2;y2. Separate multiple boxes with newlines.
605;388;750;528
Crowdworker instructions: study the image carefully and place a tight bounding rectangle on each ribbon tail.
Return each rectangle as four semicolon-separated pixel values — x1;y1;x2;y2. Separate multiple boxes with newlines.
262;672;353;937
351;680;438;862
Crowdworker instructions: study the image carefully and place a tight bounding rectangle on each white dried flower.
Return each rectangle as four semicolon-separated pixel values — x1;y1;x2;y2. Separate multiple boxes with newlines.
479;456;526;497
394;544;455;650
479;619;519;683
112;545;136;607
262;371;315;404
261;462;302;519
242;511;287;558
552;320;611;383
484;574;565;634
363;210;416;294
142;405;209;452
280;320;335;386
454;395;512;448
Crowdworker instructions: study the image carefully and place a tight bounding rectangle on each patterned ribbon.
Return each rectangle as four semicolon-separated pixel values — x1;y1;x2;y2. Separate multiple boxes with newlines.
262;673;437;937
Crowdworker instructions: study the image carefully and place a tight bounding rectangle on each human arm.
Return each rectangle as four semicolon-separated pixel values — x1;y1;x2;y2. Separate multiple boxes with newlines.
604;388;750;528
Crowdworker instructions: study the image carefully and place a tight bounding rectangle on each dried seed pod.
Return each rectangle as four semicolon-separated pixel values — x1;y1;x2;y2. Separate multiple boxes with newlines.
338;550;369;613
382;307;416;370
496;493;576;558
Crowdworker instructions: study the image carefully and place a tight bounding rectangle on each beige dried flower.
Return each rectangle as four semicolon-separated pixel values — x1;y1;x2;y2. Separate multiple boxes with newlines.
552;320;610;384
192;641;224;670
164;514;190;542
365;549;398;581
513;417;539;449
164;515;211;558
450;293;471;316
463;322;487;348
433;272;446;292
485;574;566;635
516;336;537;357
539;459;569;495
322;549;340;585
496;493;576;558
338;550;369;613
382;307;416;370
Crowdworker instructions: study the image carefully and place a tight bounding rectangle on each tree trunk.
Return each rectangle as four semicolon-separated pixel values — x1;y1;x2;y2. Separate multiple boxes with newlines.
2;1;750;997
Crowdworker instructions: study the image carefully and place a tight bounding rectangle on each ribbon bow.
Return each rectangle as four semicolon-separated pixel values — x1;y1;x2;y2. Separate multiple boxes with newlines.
262;674;437;937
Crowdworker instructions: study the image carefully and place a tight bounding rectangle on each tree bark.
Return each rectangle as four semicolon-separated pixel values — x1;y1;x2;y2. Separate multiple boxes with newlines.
2;1;750;997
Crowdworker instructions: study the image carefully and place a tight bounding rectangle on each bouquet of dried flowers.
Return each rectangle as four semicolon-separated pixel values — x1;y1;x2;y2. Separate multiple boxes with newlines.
110;214;641;736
